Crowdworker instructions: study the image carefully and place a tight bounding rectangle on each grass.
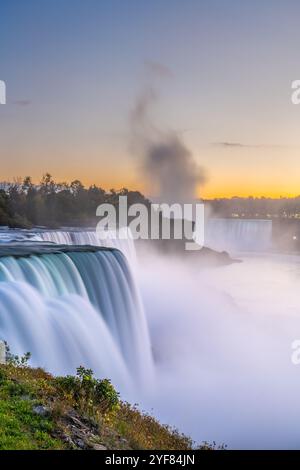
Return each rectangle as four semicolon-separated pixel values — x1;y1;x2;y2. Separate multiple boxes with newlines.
0;363;219;450
0;368;63;449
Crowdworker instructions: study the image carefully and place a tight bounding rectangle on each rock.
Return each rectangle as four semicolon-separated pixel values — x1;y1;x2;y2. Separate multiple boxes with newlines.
69;414;89;431
33;405;50;417
91;443;107;451
60;434;75;447
55;408;108;450
0;341;6;364
75;438;86;449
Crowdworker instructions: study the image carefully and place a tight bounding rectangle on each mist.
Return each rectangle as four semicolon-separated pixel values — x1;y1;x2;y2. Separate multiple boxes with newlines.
135;249;300;449
131;86;206;204
126;70;300;449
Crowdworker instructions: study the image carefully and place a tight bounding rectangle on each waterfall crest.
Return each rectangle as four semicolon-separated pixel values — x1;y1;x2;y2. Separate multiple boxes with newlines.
205;218;272;252
37;228;136;263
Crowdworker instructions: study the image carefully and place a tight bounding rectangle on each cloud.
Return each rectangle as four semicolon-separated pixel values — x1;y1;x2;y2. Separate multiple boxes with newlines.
212;141;288;149
213;142;254;148
144;60;173;78
11;100;32;107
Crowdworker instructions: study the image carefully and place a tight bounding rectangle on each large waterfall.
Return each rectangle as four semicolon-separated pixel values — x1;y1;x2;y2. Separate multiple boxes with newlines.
205;218;273;252
0;237;153;392
0;218;272;391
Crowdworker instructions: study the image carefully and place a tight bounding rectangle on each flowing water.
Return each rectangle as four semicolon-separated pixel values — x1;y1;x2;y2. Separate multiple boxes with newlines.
0;220;299;448
205;218;273;252
138;251;300;449
38;228;137;264
0;235;153;395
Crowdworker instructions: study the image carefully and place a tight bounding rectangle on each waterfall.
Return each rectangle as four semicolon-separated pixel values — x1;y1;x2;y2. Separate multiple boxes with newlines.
0;228;136;262
0;246;153;388
0;281;129;386
37;228;136;263
205;218;273;252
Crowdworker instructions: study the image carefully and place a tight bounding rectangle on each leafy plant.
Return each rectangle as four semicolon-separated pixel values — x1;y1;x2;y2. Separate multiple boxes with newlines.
4;343;31;367
56;366;119;415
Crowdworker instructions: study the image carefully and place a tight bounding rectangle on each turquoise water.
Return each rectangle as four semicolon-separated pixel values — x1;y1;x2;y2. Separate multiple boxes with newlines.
0;241;153;392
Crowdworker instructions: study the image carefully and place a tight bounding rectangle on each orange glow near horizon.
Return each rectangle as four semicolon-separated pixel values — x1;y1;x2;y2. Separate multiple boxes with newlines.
3;153;300;200
199;183;300;199
12;173;300;200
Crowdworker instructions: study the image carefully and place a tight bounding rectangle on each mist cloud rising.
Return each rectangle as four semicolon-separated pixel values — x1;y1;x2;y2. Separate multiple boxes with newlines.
131;81;206;204
137;250;300;449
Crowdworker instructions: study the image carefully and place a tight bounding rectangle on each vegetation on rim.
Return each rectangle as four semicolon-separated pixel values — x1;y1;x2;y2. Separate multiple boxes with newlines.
0;354;221;450
0;174;150;228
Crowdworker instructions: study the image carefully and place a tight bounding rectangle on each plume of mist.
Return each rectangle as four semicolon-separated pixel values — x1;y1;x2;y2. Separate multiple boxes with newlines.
137;249;300;449
130;85;206;204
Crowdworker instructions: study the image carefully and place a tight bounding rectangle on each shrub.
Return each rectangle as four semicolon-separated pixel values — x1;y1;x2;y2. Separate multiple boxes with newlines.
94;379;119;413
55;367;119;415
4;343;31;367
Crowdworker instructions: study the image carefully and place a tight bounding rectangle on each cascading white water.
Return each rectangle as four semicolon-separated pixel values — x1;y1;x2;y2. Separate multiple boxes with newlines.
0;281;129;387
205;218;273;252
0;230;42;243
0;246;153;388
37;228;136;263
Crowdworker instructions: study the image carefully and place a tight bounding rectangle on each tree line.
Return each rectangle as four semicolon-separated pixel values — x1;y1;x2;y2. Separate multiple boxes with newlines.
0;174;150;228
1;175;300;228
205;196;300;219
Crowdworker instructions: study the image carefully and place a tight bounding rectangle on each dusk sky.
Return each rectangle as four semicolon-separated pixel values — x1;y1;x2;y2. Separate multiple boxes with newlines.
1;0;300;198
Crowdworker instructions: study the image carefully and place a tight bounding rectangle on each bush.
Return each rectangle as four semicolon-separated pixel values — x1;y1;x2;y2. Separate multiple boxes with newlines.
4;343;31;367
56;367;119;415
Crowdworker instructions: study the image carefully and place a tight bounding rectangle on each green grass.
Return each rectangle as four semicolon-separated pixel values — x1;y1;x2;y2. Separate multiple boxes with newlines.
0;364;219;450
0;369;64;450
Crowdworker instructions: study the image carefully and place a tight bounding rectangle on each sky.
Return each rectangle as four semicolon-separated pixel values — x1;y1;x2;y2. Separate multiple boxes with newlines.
1;0;300;198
